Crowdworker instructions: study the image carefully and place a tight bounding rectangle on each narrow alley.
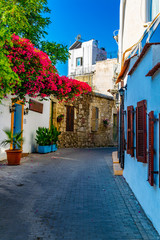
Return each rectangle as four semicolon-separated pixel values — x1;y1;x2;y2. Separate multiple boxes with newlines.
0;148;159;240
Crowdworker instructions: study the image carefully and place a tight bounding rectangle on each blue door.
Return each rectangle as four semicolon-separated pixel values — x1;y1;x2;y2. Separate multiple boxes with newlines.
13;104;22;149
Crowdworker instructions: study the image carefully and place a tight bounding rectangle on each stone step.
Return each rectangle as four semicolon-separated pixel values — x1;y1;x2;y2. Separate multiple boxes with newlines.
112;151;119;163
113;163;123;175
112;151;123;175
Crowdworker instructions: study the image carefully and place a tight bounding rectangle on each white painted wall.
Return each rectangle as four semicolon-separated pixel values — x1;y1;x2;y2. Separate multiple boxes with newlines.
0;96;50;160
0;99;12;160
119;0;160;64
68;39;106;77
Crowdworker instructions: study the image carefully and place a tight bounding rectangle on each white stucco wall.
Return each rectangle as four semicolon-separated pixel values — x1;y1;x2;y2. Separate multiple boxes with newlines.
68;39;106;77
119;0;156;63
0;96;50;160
123;45;160;234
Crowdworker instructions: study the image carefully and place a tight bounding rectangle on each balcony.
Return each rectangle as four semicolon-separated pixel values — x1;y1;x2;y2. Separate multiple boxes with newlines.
69;65;96;77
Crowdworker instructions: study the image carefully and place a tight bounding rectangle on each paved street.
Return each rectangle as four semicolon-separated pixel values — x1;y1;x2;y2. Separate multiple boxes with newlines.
0;148;159;240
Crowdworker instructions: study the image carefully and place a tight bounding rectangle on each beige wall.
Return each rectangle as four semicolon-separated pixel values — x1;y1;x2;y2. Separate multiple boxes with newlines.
73;74;93;87
92;59;117;95
119;0;147;63
72;59;117;96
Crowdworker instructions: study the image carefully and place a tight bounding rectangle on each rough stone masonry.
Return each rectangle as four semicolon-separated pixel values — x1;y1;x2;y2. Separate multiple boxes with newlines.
51;92;115;148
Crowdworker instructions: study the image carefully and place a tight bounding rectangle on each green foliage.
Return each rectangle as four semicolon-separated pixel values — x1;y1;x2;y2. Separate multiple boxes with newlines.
35;127;52;146
0;0;50;46
41;41;70;66
0;0;69;102
50;125;61;144
0;26;20;102
1;129;24;150
35;126;61;146
0;0;69;65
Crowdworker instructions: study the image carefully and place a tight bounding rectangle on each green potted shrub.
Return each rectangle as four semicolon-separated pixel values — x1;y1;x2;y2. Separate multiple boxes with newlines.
1;129;24;165
35;127;52;153
50;125;61;151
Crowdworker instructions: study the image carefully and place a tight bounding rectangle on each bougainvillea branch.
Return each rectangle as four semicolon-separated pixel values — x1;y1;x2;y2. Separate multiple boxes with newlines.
4;34;92;102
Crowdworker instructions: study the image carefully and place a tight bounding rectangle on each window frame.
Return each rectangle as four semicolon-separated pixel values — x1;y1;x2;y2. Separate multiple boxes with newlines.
136;100;147;163
76;57;83;67
91;106;99;132
66;106;74;132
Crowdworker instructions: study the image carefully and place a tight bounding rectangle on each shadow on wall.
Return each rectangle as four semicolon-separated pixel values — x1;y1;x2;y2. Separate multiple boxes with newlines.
31;132;37;153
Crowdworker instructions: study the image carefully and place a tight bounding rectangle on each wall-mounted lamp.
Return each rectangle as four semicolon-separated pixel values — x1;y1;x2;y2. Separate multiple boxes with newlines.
113;30;119;44
118;84;127;96
9;105;16;113
24;107;29;115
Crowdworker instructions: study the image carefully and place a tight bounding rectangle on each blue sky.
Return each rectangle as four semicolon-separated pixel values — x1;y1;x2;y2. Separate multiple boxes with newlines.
46;0;120;76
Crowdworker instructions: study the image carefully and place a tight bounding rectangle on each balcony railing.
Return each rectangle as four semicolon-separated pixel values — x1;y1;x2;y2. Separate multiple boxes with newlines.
69;65;96;76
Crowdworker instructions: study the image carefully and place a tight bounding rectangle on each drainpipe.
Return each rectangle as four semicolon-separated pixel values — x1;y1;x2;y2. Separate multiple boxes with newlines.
119;94;124;168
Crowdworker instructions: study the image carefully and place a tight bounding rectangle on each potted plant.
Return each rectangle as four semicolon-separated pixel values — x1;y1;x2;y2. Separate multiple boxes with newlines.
35;127;52;153
1;129;23;165
57;114;64;123
50;125;61;152
103;118;109;127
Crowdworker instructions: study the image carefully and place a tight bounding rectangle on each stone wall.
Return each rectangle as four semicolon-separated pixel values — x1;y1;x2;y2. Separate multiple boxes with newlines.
50;93;114;148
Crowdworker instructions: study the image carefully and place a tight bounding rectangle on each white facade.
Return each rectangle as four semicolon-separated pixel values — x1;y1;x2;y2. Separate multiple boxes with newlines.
0;96;50;160
119;0;160;64
68;38;118;97
68;39;107;77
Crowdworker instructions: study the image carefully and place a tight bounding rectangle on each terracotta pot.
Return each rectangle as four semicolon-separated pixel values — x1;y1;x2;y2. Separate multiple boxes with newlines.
5;149;22;165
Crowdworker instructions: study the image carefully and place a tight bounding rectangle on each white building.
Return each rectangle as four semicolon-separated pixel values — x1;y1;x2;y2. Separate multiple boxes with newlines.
0;96;50;160
68;39;107;78
117;0;160;235
68;38;118;96
119;0;160;64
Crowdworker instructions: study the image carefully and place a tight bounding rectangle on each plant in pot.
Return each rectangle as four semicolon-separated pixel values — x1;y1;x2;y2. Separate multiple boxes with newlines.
50;125;61;152
103;118;109;127
35;127;52;153
57;114;64;123
1;129;24;165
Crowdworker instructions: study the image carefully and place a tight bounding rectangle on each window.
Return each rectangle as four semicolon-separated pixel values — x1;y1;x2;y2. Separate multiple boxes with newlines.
66;106;74;131
91;107;99;131
76;57;83;66
136;100;147;163
127;106;134;157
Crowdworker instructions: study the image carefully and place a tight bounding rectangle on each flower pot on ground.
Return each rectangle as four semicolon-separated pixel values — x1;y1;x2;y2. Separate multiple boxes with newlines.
51;144;57;152
38;145;51;154
35;127;52;154
50;125;61;151
1;130;23;165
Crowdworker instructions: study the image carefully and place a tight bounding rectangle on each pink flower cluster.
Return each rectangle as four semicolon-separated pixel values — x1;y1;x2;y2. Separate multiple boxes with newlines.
5;34;92;101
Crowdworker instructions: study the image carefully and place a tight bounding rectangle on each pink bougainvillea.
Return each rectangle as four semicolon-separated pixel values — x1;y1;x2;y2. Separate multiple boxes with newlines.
5;34;92;101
